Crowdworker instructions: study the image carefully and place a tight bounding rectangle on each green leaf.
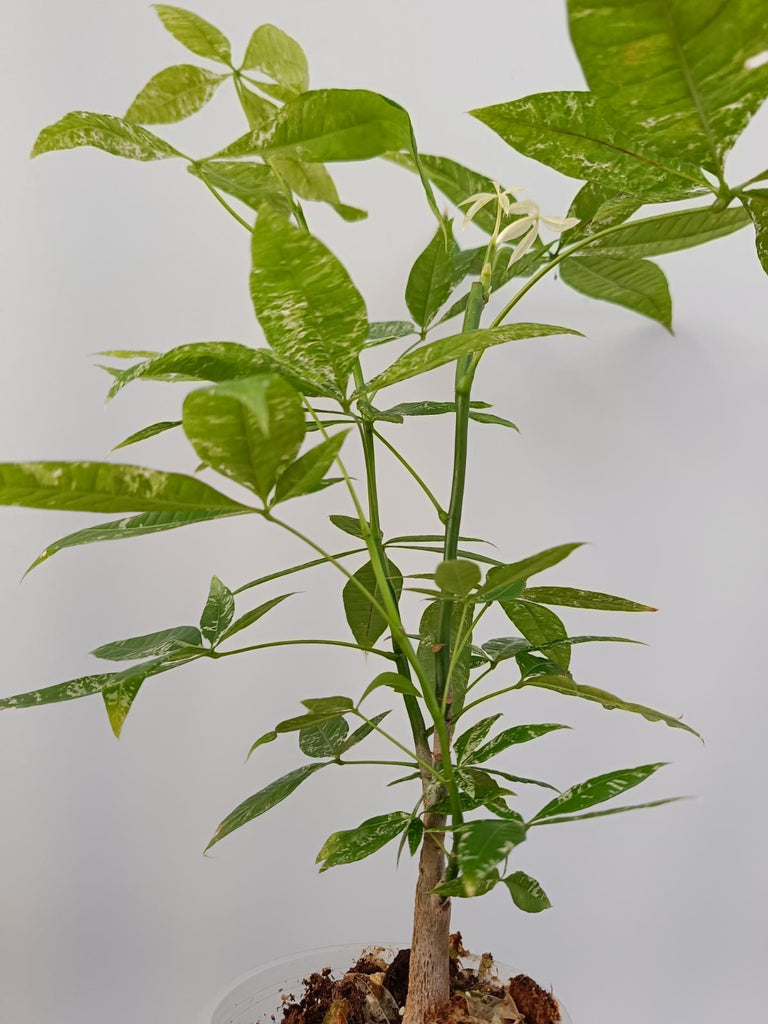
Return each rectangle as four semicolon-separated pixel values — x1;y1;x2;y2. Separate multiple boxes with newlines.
454;715;502;765
342;559;403;650
102;660;160;738
189;161;292;216
242;24;309;93
31;111;181;161
273;431;348;504
153;4;231;63
250;212;367;393
406;818;424;857
270;157;367;223
530;797;687;826
219;593;294;643
182;375;305;501
585;205;750;258
302;696;355;716
532;763;667;822
317;811;410;870
560;255;672;331
478;543;584;602
457;818;527;889
26;508;250;573
215;89;412;163
743;190;768;275
520;674;701;737
200;576;235;645
501;599;570;671
472;724;570;765
106;341;320;400
206;763;325;850
406;226;456;328
299;716;349;758
92;625;202;661
0;462;248;514
328;514;365;539
0;671;117;710
435;559;481;597
363;324;581;393
360;671;421;703
564;182;641;243
112;420;182;451
522;586;655;612
417;601;472;715
365;321;416;346
481;636;536;665
238;86;277;130
126;64;226;124
247;730;278;757
339;710;391;753
469;411;519;430
471;92;706;200
503;871;552;913
568;0;768;174
433;872;500;899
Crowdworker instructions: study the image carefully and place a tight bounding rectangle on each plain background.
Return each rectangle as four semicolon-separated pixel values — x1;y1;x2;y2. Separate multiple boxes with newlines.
1;2;767;1022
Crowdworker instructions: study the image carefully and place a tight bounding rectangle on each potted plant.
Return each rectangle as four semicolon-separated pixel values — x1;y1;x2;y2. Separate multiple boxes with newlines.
2;4;767;1022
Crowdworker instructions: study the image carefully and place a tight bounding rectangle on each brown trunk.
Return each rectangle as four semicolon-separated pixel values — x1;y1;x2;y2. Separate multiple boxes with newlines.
402;805;452;1024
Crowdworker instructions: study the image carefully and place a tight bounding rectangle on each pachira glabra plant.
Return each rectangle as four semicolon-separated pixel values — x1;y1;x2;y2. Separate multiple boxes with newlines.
3;3;768;1022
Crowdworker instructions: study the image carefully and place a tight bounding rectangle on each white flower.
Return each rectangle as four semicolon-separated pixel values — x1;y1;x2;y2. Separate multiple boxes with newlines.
458;181;524;229
496;200;580;265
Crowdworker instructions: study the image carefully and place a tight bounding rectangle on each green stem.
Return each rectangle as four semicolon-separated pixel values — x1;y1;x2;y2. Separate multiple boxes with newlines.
213;638;395;660
193;166;254;233
352;711;443;782
233;547;368;595
371;427;447;521
460;682;524;717
337;758;418;769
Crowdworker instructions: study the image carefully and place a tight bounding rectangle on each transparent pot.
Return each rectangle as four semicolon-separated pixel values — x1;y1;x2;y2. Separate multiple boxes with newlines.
201;942;571;1024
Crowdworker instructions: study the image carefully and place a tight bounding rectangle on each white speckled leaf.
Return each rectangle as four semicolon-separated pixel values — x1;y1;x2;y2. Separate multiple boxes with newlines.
521;586;655;612
406;225;457;328
102;661;165;738
126;64;226;124
0;462;248;513
568;0;768;173
501;599;570;671
153;4;231;63
188;160;291;215
31;111;180;160
242;24;309;92
457;818;527;886
560;255;672;330
316;811;410;870
472;724;570;765
215;89;412;162
584;204;750;257
199;576;235;645
532;763;667;821
273;430;348;504
250;213;367;392
112;420;182;451
364;324;581;394
471;92;706;200
92;625;202;661
454;715;502;765
26;508;251;573
206;763;326;850
743;189;768;274
478;543;584;601
0;672;117;710
521;674;701;737
299;716;349;758
269;156;367;222
503;871;552;913
182;374;305;501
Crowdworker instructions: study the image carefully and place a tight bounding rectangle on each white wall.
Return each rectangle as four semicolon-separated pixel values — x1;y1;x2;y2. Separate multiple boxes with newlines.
1;2;767;1022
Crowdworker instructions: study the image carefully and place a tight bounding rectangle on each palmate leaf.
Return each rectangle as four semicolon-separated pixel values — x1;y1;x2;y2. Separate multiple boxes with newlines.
362;324;582;393
31;111;181;161
742;190;768;275
242;24;309;93
316;811;410;871
26;508;251;573
153;4;231;63
126;64;226;124
560;255;672;331
182;375;305;501
471;92;707;201
188;161;293;217
0;462;248;514
269;157;367;222
206;763;326;851
585;205;750;258
250;212;368;394
531;763;667;822
520;674;701;738
501;599;570;671
342;559;403;650
567;0;768;175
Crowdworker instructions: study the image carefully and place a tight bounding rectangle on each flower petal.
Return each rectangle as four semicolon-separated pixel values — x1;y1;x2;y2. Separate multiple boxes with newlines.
508;224;538;264
496;216;536;244
541;215;581;233
461;193;498;228
507;199;539;217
